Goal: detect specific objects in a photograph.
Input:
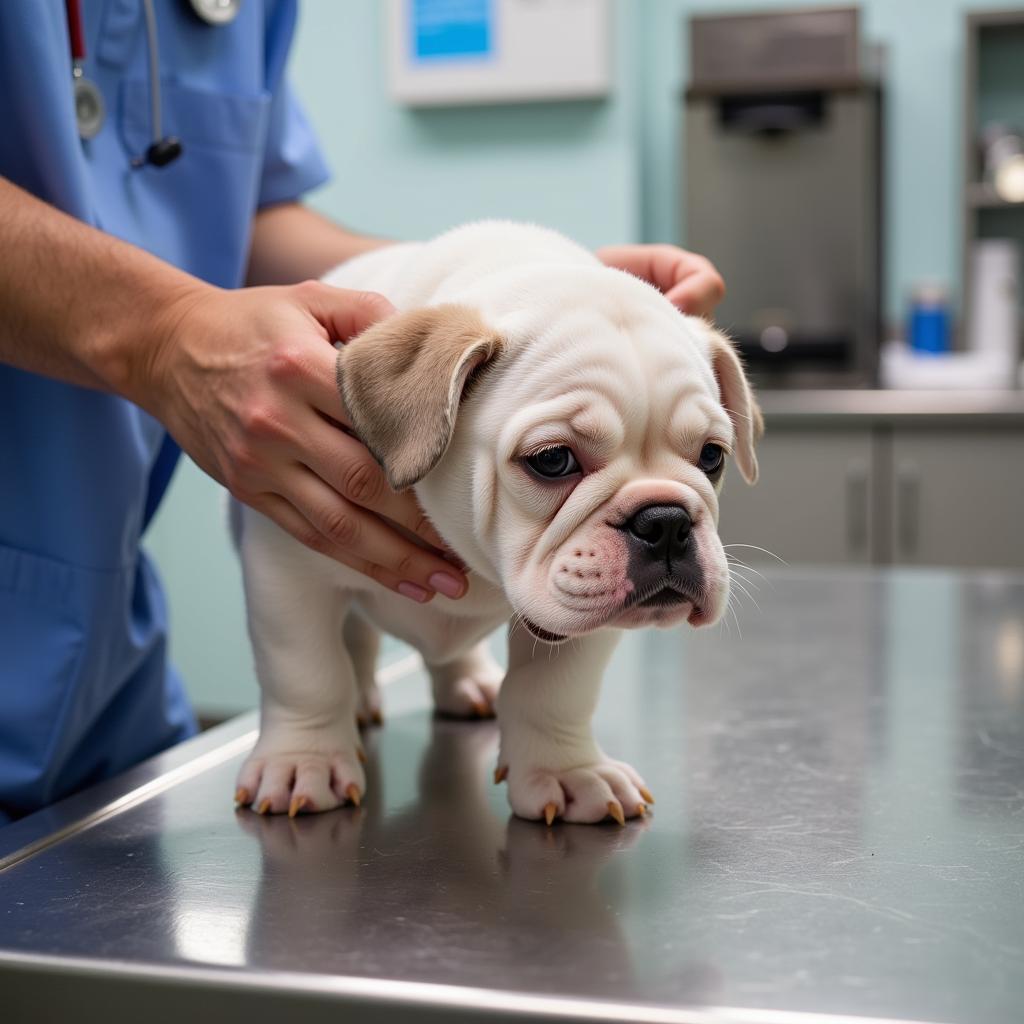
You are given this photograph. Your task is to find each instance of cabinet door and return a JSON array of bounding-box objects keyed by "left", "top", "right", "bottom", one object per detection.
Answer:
[
  {"left": 890, "top": 429, "right": 1024, "bottom": 569},
  {"left": 717, "top": 428, "right": 877, "bottom": 565}
]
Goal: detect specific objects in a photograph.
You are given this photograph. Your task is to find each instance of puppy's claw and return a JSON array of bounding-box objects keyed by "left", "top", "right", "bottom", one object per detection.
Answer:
[
  {"left": 607, "top": 801, "right": 626, "bottom": 826},
  {"left": 494, "top": 765, "right": 508, "bottom": 785},
  {"left": 543, "top": 802, "right": 558, "bottom": 827},
  {"left": 471, "top": 700, "right": 491, "bottom": 719},
  {"left": 256, "top": 798, "right": 272, "bottom": 816},
  {"left": 288, "top": 795, "right": 310, "bottom": 819},
  {"left": 639, "top": 786, "right": 656, "bottom": 805},
  {"left": 357, "top": 748, "right": 367, "bottom": 764},
  {"left": 371, "top": 709, "right": 384, "bottom": 726},
  {"left": 345, "top": 783, "right": 362, "bottom": 807},
  {"left": 636, "top": 803, "right": 647, "bottom": 818},
  {"left": 234, "top": 787, "right": 250, "bottom": 807}
]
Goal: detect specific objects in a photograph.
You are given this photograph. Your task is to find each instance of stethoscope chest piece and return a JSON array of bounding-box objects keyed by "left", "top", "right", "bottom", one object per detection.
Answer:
[
  {"left": 65, "top": 0, "right": 105, "bottom": 139},
  {"left": 189, "top": 0, "right": 241, "bottom": 25},
  {"left": 65, "top": 0, "right": 239, "bottom": 161},
  {"left": 73, "top": 71, "right": 105, "bottom": 140}
]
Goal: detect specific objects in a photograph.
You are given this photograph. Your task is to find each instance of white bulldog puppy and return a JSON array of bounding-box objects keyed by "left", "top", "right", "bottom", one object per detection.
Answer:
[{"left": 233, "top": 221, "right": 761, "bottom": 826}]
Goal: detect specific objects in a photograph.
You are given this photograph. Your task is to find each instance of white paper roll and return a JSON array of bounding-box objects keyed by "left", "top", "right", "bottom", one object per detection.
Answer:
[{"left": 968, "top": 239, "right": 1020, "bottom": 379}]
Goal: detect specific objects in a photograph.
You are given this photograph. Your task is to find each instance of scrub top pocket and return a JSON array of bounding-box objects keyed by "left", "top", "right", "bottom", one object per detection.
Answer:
[
  {"left": 0, "top": 542, "right": 193, "bottom": 825},
  {"left": 0, "top": 543, "right": 88, "bottom": 821}
]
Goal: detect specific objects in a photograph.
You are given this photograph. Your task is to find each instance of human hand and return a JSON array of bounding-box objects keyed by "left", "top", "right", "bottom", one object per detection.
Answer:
[
  {"left": 596, "top": 244, "right": 725, "bottom": 317},
  {"left": 141, "top": 280, "right": 467, "bottom": 602}
]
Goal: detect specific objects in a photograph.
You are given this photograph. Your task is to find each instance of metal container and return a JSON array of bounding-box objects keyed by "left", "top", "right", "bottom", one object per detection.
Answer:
[{"left": 684, "top": 7, "right": 883, "bottom": 387}]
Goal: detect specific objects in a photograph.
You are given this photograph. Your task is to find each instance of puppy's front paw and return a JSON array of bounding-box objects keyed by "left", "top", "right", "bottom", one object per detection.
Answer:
[
  {"left": 502, "top": 757, "right": 653, "bottom": 826},
  {"left": 235, "top": 734, "right": 365, "bottom": 817}
]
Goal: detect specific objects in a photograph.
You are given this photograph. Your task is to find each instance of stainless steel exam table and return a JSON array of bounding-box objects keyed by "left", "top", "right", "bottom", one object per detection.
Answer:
[{"left": 1, "top": 569, "right": 1022, "bottom": 1024}]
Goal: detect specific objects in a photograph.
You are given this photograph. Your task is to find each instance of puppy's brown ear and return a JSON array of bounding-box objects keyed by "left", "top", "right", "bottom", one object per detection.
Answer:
[
  {"left": 337, "top": 304, "right": 504, "bottom": 490},
  {"left": 707, "top": 327, "right": 763, "bottom": 485}
]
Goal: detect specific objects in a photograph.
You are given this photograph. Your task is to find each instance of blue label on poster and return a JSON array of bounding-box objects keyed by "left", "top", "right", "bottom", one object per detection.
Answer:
[{"left": 411, "top": 0, "right": 493, "bottom": 61}]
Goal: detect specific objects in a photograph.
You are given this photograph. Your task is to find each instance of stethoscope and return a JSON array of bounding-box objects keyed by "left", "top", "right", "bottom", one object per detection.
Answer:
[{"left": 66, "top": 0, "right": 241, "bottom": 167}]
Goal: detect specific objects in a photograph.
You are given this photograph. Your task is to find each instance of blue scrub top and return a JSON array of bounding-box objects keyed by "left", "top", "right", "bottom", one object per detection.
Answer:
[{"left": 0, "top": 0, "right": 330, "bottom": 824}]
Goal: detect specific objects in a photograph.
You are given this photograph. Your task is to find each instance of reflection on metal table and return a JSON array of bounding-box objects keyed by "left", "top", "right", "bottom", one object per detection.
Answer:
[{"left": 2, "top": 569, "right": 1023, "bottom": 1024}]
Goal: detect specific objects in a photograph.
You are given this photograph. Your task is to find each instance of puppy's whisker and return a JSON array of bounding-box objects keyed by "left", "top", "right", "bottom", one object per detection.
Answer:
[
  {"left": 726, "top": 559, "right": 768, "bottom": 586},
  {"left": 726, "top": 562, "right": 760, "bottom": 586},
  {"left": 725, "top": 597, "right": 743, "bottom": 640},
  {"left": 728, "top": 577, "right": 760, "bottom": 612},
  {"left": 725, "top": 550, "right": 767, "bottom": 577},
  {"left": 724, "top": 550, "right": 763, "bottom": 572},
  {"left": 723, "top": 543, "right": 787, "bottom": 565},
  {"left": 729, "top": 573, "right": 759, "bottom": 596},
  {"left": 726, "top": 564, "right": 750, "bottom": 585},
  {"left": 728, "top": 571, "right": 761, "bottom": 602},
  {"left": 717, "top": 607, "right": 733, "bottom": 637}
]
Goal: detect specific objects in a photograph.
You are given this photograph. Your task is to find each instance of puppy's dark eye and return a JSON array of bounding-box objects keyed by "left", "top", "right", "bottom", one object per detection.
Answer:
[
  {"left": 699, "top": 443, "right": 725, "bottom": 474},
  {"left": 525, "top": 446, "right": 581, "bottom": 480}
]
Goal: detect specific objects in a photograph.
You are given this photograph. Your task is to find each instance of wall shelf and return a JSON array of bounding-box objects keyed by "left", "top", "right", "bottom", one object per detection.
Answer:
[
  {"left": 961, "top": 9, "right": 1024, "bottom": 351},
  {"left": 965, "top": 181, "right": 1024, "bottom": 209}
]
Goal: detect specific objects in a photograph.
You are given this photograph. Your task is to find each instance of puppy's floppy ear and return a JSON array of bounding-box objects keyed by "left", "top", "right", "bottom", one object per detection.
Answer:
[
  {"left": 337, "top": 304, "right": 504, "bottom": 490},
  {"left": 707, "top": 327, "right": 763, "bottom": 485}
]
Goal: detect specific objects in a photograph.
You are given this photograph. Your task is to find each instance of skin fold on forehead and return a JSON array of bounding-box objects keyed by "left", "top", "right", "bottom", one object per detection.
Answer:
[{"left": 493, "top": 306, "right": 730, "bottom": 447}]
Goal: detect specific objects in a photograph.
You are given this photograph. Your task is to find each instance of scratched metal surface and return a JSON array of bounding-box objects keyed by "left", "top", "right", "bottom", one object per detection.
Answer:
[{"left": 1, "top": 570, "right": 1023, "bottom": 1024}]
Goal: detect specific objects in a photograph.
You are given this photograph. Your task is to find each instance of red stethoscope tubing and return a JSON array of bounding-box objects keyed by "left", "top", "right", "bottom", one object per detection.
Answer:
[{"left": 65, "top": 0, "right": 87, "bottom": 62}]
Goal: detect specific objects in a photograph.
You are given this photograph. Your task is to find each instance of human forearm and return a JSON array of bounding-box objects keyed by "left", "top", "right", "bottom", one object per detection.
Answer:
[
  {"left": 246, "top": 202, "right": 390, "bottom": 287},
  {"left": 0, "top": 177, "right": 464, "bottom": 598},
  {"left": 0, "top": 176, "right": 210, "bottom": 397}
]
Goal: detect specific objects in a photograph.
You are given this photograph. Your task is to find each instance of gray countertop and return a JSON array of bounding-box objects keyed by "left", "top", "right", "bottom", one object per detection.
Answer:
[
  {"left": 2, "top": 569, "right": 1023, "bottom": 1024},
  {"left": 758, "top": 389, "right": 1024, "bottom": 425}
]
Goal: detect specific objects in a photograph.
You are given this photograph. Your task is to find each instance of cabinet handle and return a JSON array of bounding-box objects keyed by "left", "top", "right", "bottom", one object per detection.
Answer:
[
  {"left": 846, "top": 458, "right": 869, "bottom": 554},
  {"left": 897, "top": 462, "right": 920, "bottom": 557}
]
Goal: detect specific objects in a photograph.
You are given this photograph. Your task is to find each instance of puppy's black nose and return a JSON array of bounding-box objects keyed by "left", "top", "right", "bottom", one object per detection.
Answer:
[{"left": 624, "top": 504, "right": 692, "bottom": 562}]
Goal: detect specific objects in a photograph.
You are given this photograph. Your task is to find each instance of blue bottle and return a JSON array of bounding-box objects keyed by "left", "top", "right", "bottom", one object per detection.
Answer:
[{"left": 908, "top": 283, "right": 951, "bottom": 355}]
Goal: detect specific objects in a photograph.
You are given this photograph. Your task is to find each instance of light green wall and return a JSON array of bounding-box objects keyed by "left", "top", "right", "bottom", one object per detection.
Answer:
[
  {"left": 149, "top": 0, "right": 1022, "bottom": 715},
  {"left": 294, "top": 0, "right": 641, "bottom": 245},
  {"left": 148, "top": 463, "right": 249, "bottom": 717}
]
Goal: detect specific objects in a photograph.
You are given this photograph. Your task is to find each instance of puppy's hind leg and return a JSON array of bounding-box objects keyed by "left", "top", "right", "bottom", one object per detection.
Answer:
[
  {"left": 344, "top": 611, "right": 383, "bottom": 728},
  {"left": 428, "top": 640, "right": 504, "bottom": 719}
]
